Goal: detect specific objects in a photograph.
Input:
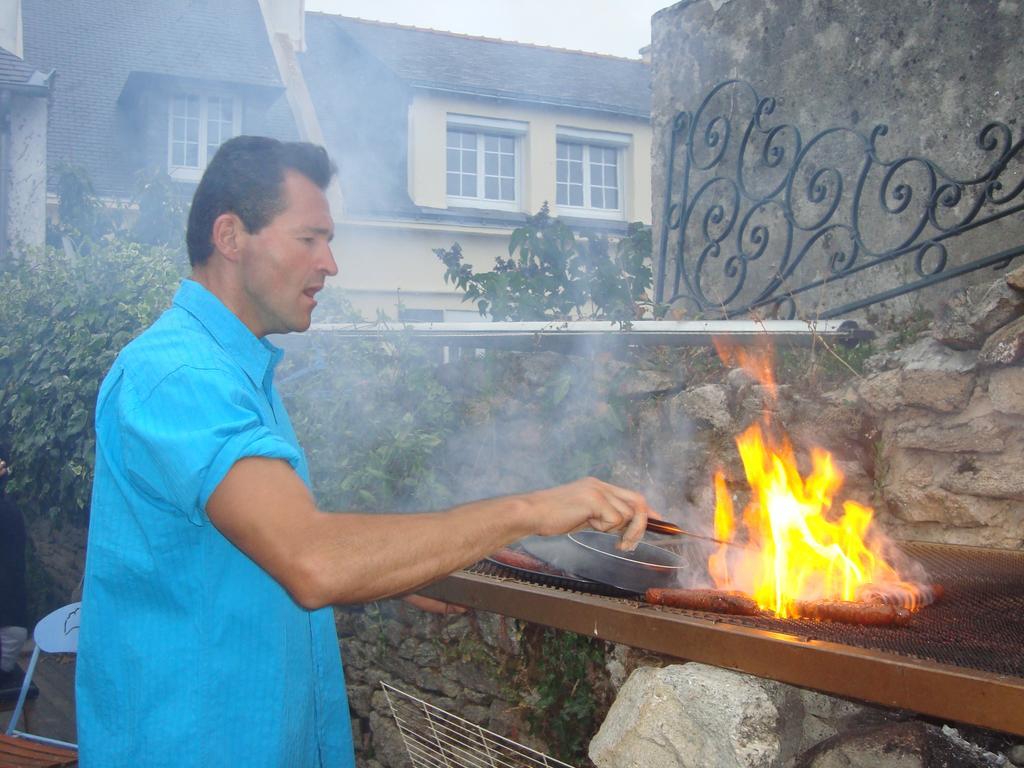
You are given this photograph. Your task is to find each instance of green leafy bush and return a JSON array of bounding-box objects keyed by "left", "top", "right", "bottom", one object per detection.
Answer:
[
  {"left": 524, "top": 627, "right": 611, "bottom": 764},
  {"left": 0, "top": 243, "right": 183, "bottom": 524},
  {"left": 436, "top": 204, "right": 654, "bottom": 321},
  {"left": 46, "top": 163, "right": 190, "bottom": 253},
  {"left": 280, "top": 326, "right": 455, "bottom": 513}
]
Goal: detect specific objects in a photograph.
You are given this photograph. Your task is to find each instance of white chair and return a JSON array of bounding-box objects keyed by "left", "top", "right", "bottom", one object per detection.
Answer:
[{"left": 0, "top": 602, "right": 79, "bottom": 766}]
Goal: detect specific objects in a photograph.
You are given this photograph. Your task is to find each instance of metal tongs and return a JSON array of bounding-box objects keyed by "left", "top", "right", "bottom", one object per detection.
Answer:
[{"left": 645, "top": 518, "right": 744, "bottom": 548}]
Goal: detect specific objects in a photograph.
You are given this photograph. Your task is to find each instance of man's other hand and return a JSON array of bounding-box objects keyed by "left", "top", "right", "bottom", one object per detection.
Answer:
[{"left": 401, "top": 594, "right": 468, "bottom": 615}]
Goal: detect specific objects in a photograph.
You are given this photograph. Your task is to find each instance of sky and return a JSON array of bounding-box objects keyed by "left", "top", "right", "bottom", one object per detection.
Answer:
[{"left": 303, "top": 0, "right": 674, "bottom": 59}]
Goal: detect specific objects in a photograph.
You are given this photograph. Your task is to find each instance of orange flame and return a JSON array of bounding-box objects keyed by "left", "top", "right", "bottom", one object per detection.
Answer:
[{"left": 709, "top": 339, "right": 912, "bottom": 617}]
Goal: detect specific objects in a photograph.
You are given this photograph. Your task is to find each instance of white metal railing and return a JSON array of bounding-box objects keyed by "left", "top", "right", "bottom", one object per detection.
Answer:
[
  {"left": 381, "top": 681, "right": 574, "bottom": 768},
  {"left": 308, "top": 318, "right": 871, "bottom": 351}
]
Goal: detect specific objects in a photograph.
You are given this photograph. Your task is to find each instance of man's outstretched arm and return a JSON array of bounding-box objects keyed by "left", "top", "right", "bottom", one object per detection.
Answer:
[{"left": 206, "top": 456, "right": 653, "bottom": 610}]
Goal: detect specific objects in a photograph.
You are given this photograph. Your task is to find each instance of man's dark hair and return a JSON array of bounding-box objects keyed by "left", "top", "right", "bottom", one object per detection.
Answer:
[{"left": 186, "top": 136, "right": 337, "bottom": 267}]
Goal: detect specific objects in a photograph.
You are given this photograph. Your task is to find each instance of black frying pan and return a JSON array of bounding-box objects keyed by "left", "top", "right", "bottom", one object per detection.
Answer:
[{"left": 518, "top": 531, "right": 710, "bottom": 593}]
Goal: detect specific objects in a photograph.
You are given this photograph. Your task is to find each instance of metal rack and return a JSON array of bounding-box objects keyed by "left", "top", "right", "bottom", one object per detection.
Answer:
[
  {"left": 382, "top": 682, "right": 572, "bottom": 768},
  {"left": 424, "top": 541, "right": 1024, "bottom": 738}
]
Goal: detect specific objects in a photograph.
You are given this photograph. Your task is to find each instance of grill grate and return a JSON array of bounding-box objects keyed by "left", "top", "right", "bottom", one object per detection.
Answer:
[
  {"left": 381, "top": 681, "right": 572, "bottom": 768},
  {"left": 473, "top": 541, "right": 1024, "bottom": 678}
]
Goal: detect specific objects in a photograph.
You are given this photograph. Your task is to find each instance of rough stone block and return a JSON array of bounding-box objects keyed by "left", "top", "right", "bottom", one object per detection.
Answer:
[
  {"left": 857, "top": 359, "right": 975, "bottom": 413},
  {"left": 397, "top": 637, "right": 418, "bottom": 660},
  {"left": 799, "top": 721, "right": 1007, "bottom": 768},
  {"left": 898, "top": 369, "right": 976, "bottom": 412},
  {"left": 725, "top": 366, "right": 759, "bottom": 392},
  {"left": 932, "top": 294, "right": 986, "bottom": 350},
  {"left": 881, "top": 452, "right": 1024, "bottom": 539},
  {"left": 939, "top": 449, "right": 1024, "bottom": 501},
  {"left": 459, "top": 703, "right": 490, "bottom": 726},
  {"left": 486, "top": 699, "right": 550, "bottom": 753},
  {"left": 1008, "top": 742, "right": 1024, "bottom": 766},
  {"left": 346, "top": 683, "right": 373, "bottom": 718},
  {"left": 988, "top": 367, "right": 1024, "bottom": 415},
  {"left": 453, "top": 659, "right": 503, "bottom": 698},
  {"left": 932, "top": 280, "right": 1024, "bottom": 350},
  {"left": 411, "top": 640, "right": 441, "bottom": 668},
  {"left": 970, "top": 280, "right": 1024, "bottom": 337},
  {"left": 891, "top": 416, "right": 1006, "bottom": 453},
  {"left": 519, "top": 351, "right": 573, "bottom": 389},
  {"left": 799, "top": 722, "right": 931, "bottom": 768},
  {"left": 788, "top": 401, "right": 872, "bottom": 465},
  {"left": 1006, "top": 265, "right": 1024, "bottom": 292},
  {"left": 737, "top": 384, "right": 791, "bottom": 424},
  {"left": 898, "top": 338, "right": 978, "bottom": 374},
  {"left": 474, "top": 612, "right": 522, "bottom": 655},
  {"left": 670, "top": 383, "right": 731, "bottom": 430},
  {"left": 616, "top": 367, "right": 680, "bottom": 397},
  {"left": 367, "top": 708, "right": 409, "bottom": 768},
  {"left": 979, "top": 316, "right": 1024, "bottom": 366},
  {"left": 796, "top": 690, "right": 878, "bottom": 753},
  {"left": 589, "top": 664, "right": 803, "bottom": 768},
  {"left": 633, "top": 397, "right": 671, "bottom": 440},
  {"left": 857, "top": 369, "right": 905, "bottom": 412}
]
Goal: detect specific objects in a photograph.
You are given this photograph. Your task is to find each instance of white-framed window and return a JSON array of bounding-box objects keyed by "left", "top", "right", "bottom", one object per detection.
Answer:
[
  {"left": 555, "top": 127, "right": 630, "bottom": 219},
  {"left": 168, "top": 93, "right": 241, "bottom": 181},
  {"left": 446, "top": 115, "right": 526, "bottom": 211}
]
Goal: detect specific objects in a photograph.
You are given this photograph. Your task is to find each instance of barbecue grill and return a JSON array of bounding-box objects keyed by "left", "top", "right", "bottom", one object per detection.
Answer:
[{"left": 422, "top": 540, "right": 1024, "bottom": 737}]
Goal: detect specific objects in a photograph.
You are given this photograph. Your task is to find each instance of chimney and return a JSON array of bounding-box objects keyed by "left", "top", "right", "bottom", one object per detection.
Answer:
[
  {"left": 257, "top": 0, "right": 305, "bottom": 52},
  {"left": 257, "top": 0, "right": 344, "bottom": 214},
  {"left": 0, "top": 0, "right": 23, "bottom": 58}
]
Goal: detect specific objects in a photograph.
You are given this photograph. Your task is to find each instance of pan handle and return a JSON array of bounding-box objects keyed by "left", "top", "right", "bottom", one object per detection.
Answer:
[
  {"left": 646, "top": 519, "right": 687, "bottom": 536},
  {"left": 646, "top": 519, "right": 739, "bottom": 548}
]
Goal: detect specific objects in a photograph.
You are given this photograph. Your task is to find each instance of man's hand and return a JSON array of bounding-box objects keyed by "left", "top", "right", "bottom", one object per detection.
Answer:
[{"left": 524, "top": 477, "right": 656, "bottom": 551}]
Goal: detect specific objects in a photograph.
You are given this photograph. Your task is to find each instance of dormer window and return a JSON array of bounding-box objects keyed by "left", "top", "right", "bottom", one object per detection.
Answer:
[
  {"left": 555, "top": 127, "right": 630, "bottom": 219},
  {"left": 446, "top": 115, "right": 526, "bottom": 211},
  {"left": 168, "top": 93, "right": 241, "bottom": 181}
]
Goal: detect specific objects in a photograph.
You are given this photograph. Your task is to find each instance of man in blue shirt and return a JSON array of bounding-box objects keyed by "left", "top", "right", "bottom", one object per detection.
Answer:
[{"left": 77, "top": 136, "right": 653, "bottom": 767}]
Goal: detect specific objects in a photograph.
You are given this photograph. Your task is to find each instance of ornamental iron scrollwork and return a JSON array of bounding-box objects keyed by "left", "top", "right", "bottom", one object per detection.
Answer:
[{"left": 655, "top": 79, "right": 1024, "bottom": 319}]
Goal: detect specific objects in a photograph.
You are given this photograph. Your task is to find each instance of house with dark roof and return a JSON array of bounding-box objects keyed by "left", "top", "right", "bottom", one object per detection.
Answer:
[
  {"left": 22, "top": 0, "right": 297, "bottom": 206},
  {"left": 0, "top": 41, "right": 50, "bottom": 262},
  {"left": 300, "top": 14, "right": 652, "bottom": 319},
  {"left": 19, "top": 1, "right": 651, "bottom": 318}
]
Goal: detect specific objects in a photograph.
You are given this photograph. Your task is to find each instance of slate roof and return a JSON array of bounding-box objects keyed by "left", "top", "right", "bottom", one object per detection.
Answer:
[
  {"left": 307, "top": 14, "right": 651, "bottom": 119},
  {"left": 22, "top": 0, "right": 295, "bottom": 197},
  {"left": 300, "top": 13, "right": 650, "bottom": 221},
  {"left": 0, "top": 46, "right": 48, "bottom": 90},
  {"left": 300, "top": 13, "right": 416, "bottom": 217}
]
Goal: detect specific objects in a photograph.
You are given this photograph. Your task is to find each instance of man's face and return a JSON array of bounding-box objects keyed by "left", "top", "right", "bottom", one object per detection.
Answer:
[{"left": 236, "top": 170, "right": 337, "bottom": 337}]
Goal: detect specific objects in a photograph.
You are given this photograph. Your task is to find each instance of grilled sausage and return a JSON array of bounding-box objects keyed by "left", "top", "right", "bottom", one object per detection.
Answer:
[
  {"left": 793, "top": 599, "right": 912, "bottom": 626},
  {"left": 854, "top": 582, "right": 945, "bottom": 610},
  {"left": 490, "top": 547, "right": 566, "bottom": 576},
  {"left": 645, "top": 588, "right": 761, "bottom": 616}
]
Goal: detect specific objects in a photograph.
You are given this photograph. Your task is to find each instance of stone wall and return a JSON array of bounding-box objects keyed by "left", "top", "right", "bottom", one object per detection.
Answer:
[
  {"left": 853, "top": 273, "right": 1024, "bottom": 547},
  {"left": 650, "top": 0, "right": 1024, "bottom": 319},
  {"left": 336, "top": 602, "right": 540, "bottom": 767},
  {"left": 589, "top": 663, "right": 1019, "bottom": 768},
  {"left": 335, "top": 263, "right": 1024, "bottom": 765},
  {"left": 335, "top": 598, "right": 656, "bottom": 767}
]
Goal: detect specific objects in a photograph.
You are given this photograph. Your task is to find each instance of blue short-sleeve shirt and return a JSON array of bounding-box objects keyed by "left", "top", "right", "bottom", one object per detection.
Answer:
[{"left": 76, "top": 279, "right": 354, "bottom": 767}]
